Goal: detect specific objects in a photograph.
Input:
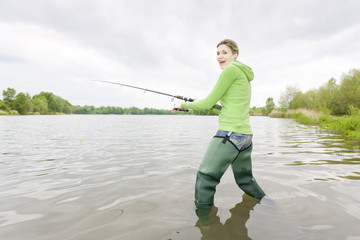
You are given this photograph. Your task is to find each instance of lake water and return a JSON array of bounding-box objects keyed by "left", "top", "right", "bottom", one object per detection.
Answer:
[{"left": 0, "top": 115, "right": 359, "bottom": 240}]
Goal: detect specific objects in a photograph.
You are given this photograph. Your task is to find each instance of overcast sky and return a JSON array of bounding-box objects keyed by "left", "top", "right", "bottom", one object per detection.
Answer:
[{"left": 1, "top": 0, "right": 359, "bottom": 109}]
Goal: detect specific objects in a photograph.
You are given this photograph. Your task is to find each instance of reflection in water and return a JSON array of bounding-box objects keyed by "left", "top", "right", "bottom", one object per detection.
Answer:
[
  {"left": 284, "top": 134, "right": 360, "bottom": 180},
  {"left": 266, "top": 118, "right": 360, "bottom": 183},
  {"left": 289, "top": 158, "right": 360, "bottom": 166},
  {"left": 195, "top": 194, "right": 259, "bottom": 240}
]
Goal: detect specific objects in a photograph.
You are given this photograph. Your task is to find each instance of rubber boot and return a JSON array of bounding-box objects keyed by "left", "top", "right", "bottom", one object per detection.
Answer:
[
  {"left": 195, "top": 137, "right": 265, "bottom": 209},
  {"left": 195, "top": 137, "right": 237, "bottom": 209},
  {"left": 231, "top": 144, "right": 265, "bottom": 199}
]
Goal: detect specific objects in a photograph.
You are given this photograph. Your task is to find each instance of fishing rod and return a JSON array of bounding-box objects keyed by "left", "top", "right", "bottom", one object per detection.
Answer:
[{"left": 90, "top": 80, "right": 222, "bottom": 111}]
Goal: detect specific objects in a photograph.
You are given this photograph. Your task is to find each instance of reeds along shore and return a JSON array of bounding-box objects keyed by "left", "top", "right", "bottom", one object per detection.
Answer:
[{"left": 269, "top": 108, "right": 360, "bottom": 139}]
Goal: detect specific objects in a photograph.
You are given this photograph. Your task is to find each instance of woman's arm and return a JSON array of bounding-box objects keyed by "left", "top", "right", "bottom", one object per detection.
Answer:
[{"left": 181, "top": 64, "right": 237, "bottom": 110}]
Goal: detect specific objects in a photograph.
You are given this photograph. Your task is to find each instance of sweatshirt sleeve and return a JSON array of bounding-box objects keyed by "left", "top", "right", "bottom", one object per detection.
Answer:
[
  {"left": 210, "top": 107, "right": 221, "bottom": 115},
  {"left": 181, "top": 64, "right": 237, "bottom": 110}
]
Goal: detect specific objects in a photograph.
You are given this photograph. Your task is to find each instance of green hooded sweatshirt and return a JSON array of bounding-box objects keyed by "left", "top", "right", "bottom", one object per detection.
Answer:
[{"left": 181, "top": 60, "right": 254, "bottom": 134}]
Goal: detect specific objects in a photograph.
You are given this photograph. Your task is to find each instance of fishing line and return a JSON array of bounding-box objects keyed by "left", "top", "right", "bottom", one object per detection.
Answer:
[{"left": 89, "top": 80, "right": 222, "bottom": 111}]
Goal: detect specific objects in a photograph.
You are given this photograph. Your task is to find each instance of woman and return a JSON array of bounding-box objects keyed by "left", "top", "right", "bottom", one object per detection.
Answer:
[{"left": 173, "top": 39, "right": 265, "bottom": 210}]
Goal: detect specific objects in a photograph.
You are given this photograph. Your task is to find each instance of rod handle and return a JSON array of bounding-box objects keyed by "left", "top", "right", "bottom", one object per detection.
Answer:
[{"left": 213, "top": 104, "right": 222, "bottom": 110}]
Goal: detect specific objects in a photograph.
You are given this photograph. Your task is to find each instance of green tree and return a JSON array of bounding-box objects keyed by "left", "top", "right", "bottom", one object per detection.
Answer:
[
  {"left": 13, "top": 92, "right": 33, "bottom": 114},
  {"left": 0, "top": 99, "right": 9, "bottom": 111},
  {"left": 289, "top": 90, "right": 317, "bottom": 109},
  {"left": 127, "top": 107, "right": 141, "bottom": 114},
  {"left": 33, "top": 92, "right": 73, "bottom": 113},
  {"left": 2, "top": 88, "right": 16, "bottom": 109},
  {"left": 76, "top": 105, "right": 94, "bottom": 114},
  {"left": 264, "top": 97, "right": 275, "bottom": 115},
  {"left": 48, "top": 94, "right": 62, "bottom": 112},
  {"left": 338, "top": 69, "right": 360, "bottom": 114},
  {"left": 249, "top": 106, "right": 264, "bottom": 115},
  {"left": 315, "top": 78, "right": 340, "bottom": 114},
  {"left": 32, "top": 96, "right": 49, "bottom": 114},
  {"left": 280, "top": 68, "right": 360, "bottom": 116},
  {"left": 279, "top": 84, "right": 300, "bottom": 109}
]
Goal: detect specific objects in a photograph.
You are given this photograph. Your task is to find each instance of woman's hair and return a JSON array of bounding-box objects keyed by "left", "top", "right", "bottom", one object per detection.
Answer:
[{"left": 217, "top": 39, "right": 239, "bottom": 58}]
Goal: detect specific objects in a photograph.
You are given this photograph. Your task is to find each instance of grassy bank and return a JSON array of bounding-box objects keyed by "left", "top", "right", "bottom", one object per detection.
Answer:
[{"left": 269, "top": 108, "right": 360, "bottom": 139}]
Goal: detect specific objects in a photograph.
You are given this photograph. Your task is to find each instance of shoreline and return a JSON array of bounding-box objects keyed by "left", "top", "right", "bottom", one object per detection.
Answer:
[{"left": 269, "top": 108, "right": 360, "bottom": 140}]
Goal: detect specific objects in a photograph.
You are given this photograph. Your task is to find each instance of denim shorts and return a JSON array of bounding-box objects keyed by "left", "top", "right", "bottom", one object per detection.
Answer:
[{"left": 214, "top": 130, "right": 253, "bottom": 151}]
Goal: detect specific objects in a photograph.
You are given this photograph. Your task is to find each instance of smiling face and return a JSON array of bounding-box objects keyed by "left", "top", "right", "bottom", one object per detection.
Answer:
[{"left": 217, "top": 44, "right": 238, "bottom": 69}]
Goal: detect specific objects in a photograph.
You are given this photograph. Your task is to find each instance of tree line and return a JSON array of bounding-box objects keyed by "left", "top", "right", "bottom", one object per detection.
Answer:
[
  {"left": 279, "top": 68, "right": 360, "bottom": 115},
  {"left": 0, "top": 88, "right": 217, "bottom": 115},
  {"left": 6, "top": 66, "right": 357, "bottom": 117},
  {"left": 1, "top": 89, "right": 73, "bottom": 115}
]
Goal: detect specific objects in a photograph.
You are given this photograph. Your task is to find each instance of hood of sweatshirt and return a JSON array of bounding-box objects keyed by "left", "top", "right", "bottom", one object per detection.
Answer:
[{"left": 231, "top": 61, "right": 254, "bottom": 82}]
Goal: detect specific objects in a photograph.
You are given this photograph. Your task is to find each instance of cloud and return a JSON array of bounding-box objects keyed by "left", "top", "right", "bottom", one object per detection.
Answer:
[{"left": 0, "top": 0, "right": 359, "bottom": 108}]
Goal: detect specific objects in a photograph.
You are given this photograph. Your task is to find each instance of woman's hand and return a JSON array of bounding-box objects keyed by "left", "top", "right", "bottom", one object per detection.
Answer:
[{"left": 172, "top": 103, "right": 183, "bottom": 112}]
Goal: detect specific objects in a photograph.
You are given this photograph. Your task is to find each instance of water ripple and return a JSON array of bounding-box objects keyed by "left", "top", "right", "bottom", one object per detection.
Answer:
[{"left": 0, "top": 115, "right": 359, "bottom": 240}]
